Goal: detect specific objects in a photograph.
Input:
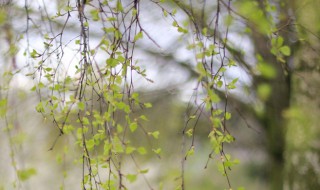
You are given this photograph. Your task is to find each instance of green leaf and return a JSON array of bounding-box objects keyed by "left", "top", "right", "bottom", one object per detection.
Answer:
[
  {"left": 208, "top": 91, "right": 220, "bottom": 103},
  {"left": 126, "top": 174, "right": 137, "bottom": 183},
  {"left": 129, "top": 122, "right": 138, "bottom": 132},
  {"left": 36, "top": 102, "right": 44, "bottom": 113},
  {"left": 116, "top": 0, "right": 124, "bottom": 12},
  {"left": 172, "top": 9, "right": 177, "bottom": 15},
  {"left": 163, "top": 9, "right": 168, "bottom": 17},
  {"left": 139, "top": 115, "right": 148, "bottom": 121},
  {"left": 86, "top": 139, "right": 95, "bottom": 150},
  {"left": 257, "top": 83, "right": 271, "bottom": 101},
  {"left": 257, "top": 63, "right": 276, "bottom": 79},
  {"left": 137, "top": 147, "right": 147, "bottom": 155},
  {"left": 189, "top": 115, "right": 196, "bottom": 119},
  {"left": 225, "top": 112, "right": 231, "bottom": 120},
  {"left": 90, "top": 9, "right": 100, "bottom": 21},
  {"left": 30, "top": 49, "right": 39, "bottom": 58},
  {"left": 196, "top": 62, "right": 206, "bottom": 76},
  {"left": 117, "top": 124, "right": 123, "bottom": 133},
  {"left": 38, "top": 82, "right": 45, "bottom": 89},
  {"left": 126, "top": 146, "right": 136, "bottom": 154},
  {"left": 144, "top": 102, "right": 152, "bottom": 108},
  {"left": 63, "top": 125, "right": 75, "bottom": 134},
  {"left": 228, "top": 78, "right": 239, "bottom": 89},
  {"left": 106, "top": 58, "right": 119, "bottom": 68},
  {"left": 186, "top": 146, "right": 195, "bottom": 157},
  {"left": 149, "top": 131, "right": 160, "bottom": 139},
  {"left": 138, "top": 169, "right": 149, "bottom": 174},
  {"left": 172, "top": 21, "right": 178, "bottom": 27},
  {"left": 103, "top": 27, "right": 116, "bottom": 33},
  {"left": 78, "top": 102, "right": 85, "bottom": 111},
  {"left": 202, "top": 28, "right": 207, "bottom": 35},
  {"left": 0, "top": 99, "right": 7, "bottom": 117},
  {"left": 177, "top": 26, "right": 188, "bottom": 34},
  {"left": 134, "top": 32, "right": 143, "bottom": 42},
  {"left": 272, "top": 36, "right": 284, "bottom": 48},
  {"left": 152, "top": 148, "right": 161, "bottom": 155},
  {"left": 17, "top": 168, "right": 37, "bottom": 181},
  {"left": 186, "top": 129, "right": 193, "bottom": 137},
  {"left": 217, "top": 80, "right": 223, "bottom": 88},
  {"left": 279, "top": 46, "right": 291, "bottom": 56},
  {"left": 113, "top": 137, "right": 124, "bottom": 153},
  {"left": 82, "top": 117, "right": 90, "bottom": 125},
  {"left": 103, "top": 141, "right": 112, "bottom": 156}
]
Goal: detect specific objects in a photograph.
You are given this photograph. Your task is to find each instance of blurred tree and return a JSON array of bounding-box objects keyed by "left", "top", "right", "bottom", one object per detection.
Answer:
[
  {"left": 144, "top": 0, "right": 320, "bottom": 189},
  {"left": 284, "top": 0, "right": 320, "bottom": 189}
]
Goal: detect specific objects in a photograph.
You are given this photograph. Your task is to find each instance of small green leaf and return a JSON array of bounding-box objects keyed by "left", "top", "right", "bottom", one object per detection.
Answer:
[
  {"left": 172, "top": 9, "right": 177, "bottom": 15},
  {"left": 134, "top": 32, "right": 143, "bottom": 42},
  {"left": 163, "top": 9, "right": 168, "bottom": 17},
  {"left": 144, "top": 102, "right": 152, "bottom": 108},
  {"left": 78, "top": 102, "right": 85, "bottom": 111},
  {"left": 126, "top": 146, "right": 136, "bottom": 154},
  {"left": 177, "top": 26, "right": 188, "bottom": 34},
  {"left": 208, "top": 91, "right": 220, "bottom": 103},
  {"left": 228, "top": 78, "right": 239, "bottom": 89},
  {"left": 90, "top": 9, "right": 100, "bottom": 21},
  {"left": 186, "top": 129, "right": 193, "bottom": 137},
  {"left": 38, "top": 82, "right": 45, "bottom": 89},
  {"left": 257, "top": 83, "right": 271, "bottom": 101},
  {"left": 103, "top": 27, "right": 116, "bottom": 33},
  {"left": 272, "top": 36, "right": 284, "bottom": 48},
  {"left": 139, "top": 115, "right": 148, "bottom": 121},
  {"left": 186, "top": 146, "right": 195, "bottom": 157},
  {"left": 113, "top": 137, "right": 124, "bottom": 153},
  {"left": 116, "top": 0, "right": 124, "bottom": 12},
  {"left": 129, "top": 122, "right": 138, "bottom": 132},
  {"left": 137, "top": 147, "right": 147, "bottom": 155},
  {"left": 126, "top": 174, "right": 137, "bottom": 183},
  {"left": 172, "top": 21, "right": 178, "bottom": 27},
  {"left": 189, "top": 115, "right": 196, "bottom": 119},
  {"left": 279, "top": 46, "right": 291, "bottom": 56},
  {"left": 63, "top": 125, "right": 75, "bottom": 134},
  {"left": 202, "top": 28, "right": 207, "bottom": 35},
  {"left": 82, "top": 117, "right": 90, "bottom": 125},
  {"left": 149, "top": 131, "right": 160, "bottom": 139},
  {"left": 86, "top": 139, "right": 95, "bottom": 150},
  {"left": 257, "top": 63, "right": 276, "bottom": 79},
  {"left": 17, "top": 168, "right": 37, "bottom": 181},
  {"left": 152, "top": 148, "right": 161, "bottom": 155},
  {"left": 106, "top": 58, "right": 119, "bottom": 68},
  {"left": 30, "top": 49, "right": 39, "bottom": 58},
  {"left": 225, "top": 112, "right": 231, "bottom": 120},
  {"left": 36, "top": 102, "right": 44, "bottom": 113},
  {"left": 139, "top": 169, "right": 149, "bottom": 174}
]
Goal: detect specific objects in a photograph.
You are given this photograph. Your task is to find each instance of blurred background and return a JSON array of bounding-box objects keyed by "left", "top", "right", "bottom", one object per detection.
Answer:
[{"left": 0, "top": 0, "right": 320, "bottom": 189}]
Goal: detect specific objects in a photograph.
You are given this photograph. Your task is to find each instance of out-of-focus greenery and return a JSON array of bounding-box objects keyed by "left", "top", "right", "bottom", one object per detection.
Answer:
[{"left": 1, "top": 0, "right": 320, "bottom": 190}]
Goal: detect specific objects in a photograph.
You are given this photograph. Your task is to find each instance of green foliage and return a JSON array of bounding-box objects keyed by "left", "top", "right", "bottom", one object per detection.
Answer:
[
  {"left": 0, "top": 98, "right": 7, "bottom": 118},
  {"left": 17, "top": 168, "right": 37, "bottom": 181},
  {"left": 236, "top": 1, "right": 272, "bottom": 34},
  {"left": 271, "top": 36, "right": 291, "bottom": 61},
  {"left": 4, "top": 0, "right": 319, "bottom": 189}
]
